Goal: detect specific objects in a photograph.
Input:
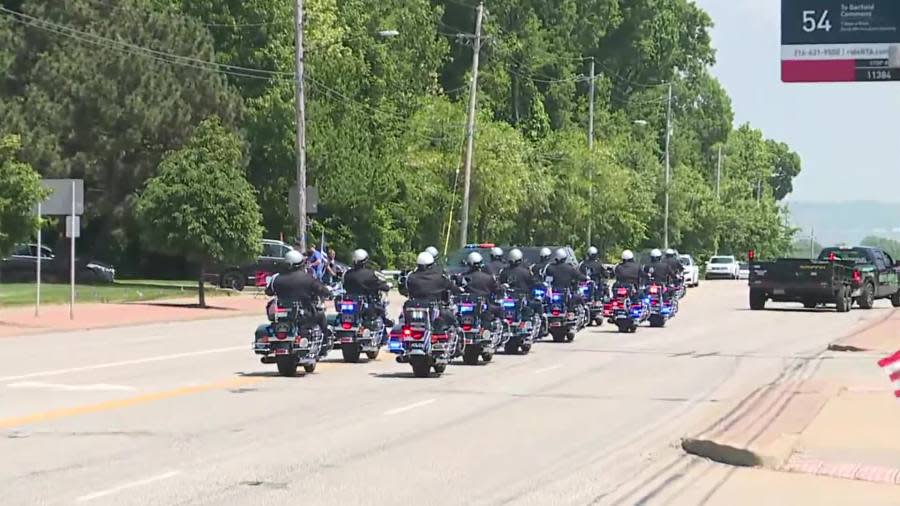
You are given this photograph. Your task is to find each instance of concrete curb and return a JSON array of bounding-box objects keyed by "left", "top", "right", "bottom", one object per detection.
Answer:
[{"left": 782, "top": 455, "right": 900, "bottom": 485}]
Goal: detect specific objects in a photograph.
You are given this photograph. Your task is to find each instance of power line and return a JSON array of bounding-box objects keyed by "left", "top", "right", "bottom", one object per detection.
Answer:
[
  {"left": 0, "top": 7, "right": 293, "bottom": 78},
  {"left": 1, "top": 8, "right": 290, "bottom": 82}
]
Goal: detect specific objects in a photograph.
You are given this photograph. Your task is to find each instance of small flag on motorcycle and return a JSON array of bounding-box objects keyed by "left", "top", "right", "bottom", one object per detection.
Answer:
[{"left": 748, "top": 250, "right": 755, "bottom": 262}]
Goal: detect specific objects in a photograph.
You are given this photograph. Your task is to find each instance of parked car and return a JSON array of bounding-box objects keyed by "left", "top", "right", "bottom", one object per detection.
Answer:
[
  {"left": 705, "top": 255, "right": 741, "bottom": 280},
  {"left": 0, "top": 244, "right": 116, "bottom": 284},
  {"left": 679, "top": 254, "right": 700, "bottom": 287},
  {"left": 208, "top": 239, "right": 296, "bottom": 291},
  {"left": 738, "top": 262, "right": 750, "bottom": 280}
]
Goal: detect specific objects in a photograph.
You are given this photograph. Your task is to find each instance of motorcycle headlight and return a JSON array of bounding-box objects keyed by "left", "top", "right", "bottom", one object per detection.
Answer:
[{"left": 297, "top": 337, "right": 310, "bottom": 348}]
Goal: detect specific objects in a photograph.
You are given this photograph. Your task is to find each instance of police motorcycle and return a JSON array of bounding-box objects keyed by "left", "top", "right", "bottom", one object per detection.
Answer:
[
  {"left": 332, "top": 288, "right": 391, "bottom": 363},
  {"left": 609, "top": 282, "right": 650, "bottom": 334},
  {"left": 389, "top": 299, "right": 460, "bottom": 377},
  {"left": 254, "top": 296, "right": 332, "bottom": 377},
  {"left": 545, "top": 286, "right": 588, "bottom": 343},
  {"left": 645, "top": 279, "right": 674, "bottom": 328},
  {"left": 498, "top": 286, "right": 539, "bottom": 355},
  {"left": 578, "top": 277, "right": 608, "bottom": 327},
  {"left": 456, "top": 292, "right": 504, "bottom": 365}
]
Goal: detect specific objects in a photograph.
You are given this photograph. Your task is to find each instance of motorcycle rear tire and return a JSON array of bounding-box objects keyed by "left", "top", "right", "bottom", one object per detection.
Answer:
[
  {"left": 504, "top": 341, "right": 521, "bottom": 355},
  {"left": 649, "top": 315, "right": 666, "bottom": 328},
  {"left": 411, "top": 357, "right": 430, "bottom": 378},
  {"left": 550, "top": 329, "right": 566, "bottom": 343},
  {"left": 463, "top": 347, "right": 480, "bottom": 365},
  {"left": 342, "top": 343, "right": 361, "bottom": 363},
  {"left": 616, "top": 322, "right": 631, "bottom": 334},
  {"left": 276, "top": 356, "right": 299, "bottom": 377}
]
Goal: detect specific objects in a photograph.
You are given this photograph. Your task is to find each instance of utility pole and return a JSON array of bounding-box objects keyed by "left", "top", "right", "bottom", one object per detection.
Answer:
[
  {"left": 716, "top": 145, "right": 722, "bottom": 201},
  {"left": 293, "top": 0, "right": 308, "bottom": 251},
  {"left": 757, "top": 177, "right": 762, "bottom": 205},
  {"left": 459, "top": 2, "right": 484, "bottom": 248},
  {"left": 810, "top": 226, "right": 815, "bottom": 258},
  {"left": 664, "top": 82, "right": 673, "bottom": 249},
  {"left": 586, "top": 57, "right": 596, "bottom": 249}
]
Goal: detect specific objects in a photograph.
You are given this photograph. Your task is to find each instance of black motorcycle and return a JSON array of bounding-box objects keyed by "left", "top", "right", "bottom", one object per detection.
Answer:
[
  {"left": 333, "top": 294, "right": 387, "bottom": 363},
  {"left": 254, "top": 299, "right": 327, "bottom": 377},
  {"left": 391, "top": 300, "right": 460, "bottom": 378},
  {"left": 456, "top": 294, "right": 503, "bottom": 365}
]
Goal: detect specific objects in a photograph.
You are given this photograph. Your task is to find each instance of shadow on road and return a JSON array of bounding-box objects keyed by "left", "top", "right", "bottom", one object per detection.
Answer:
[{"left": 369, "top": 371, "right": 450, "bottom": 379}]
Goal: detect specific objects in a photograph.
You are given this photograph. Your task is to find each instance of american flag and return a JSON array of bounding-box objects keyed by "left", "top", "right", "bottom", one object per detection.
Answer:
[{"left": 877, "top": 350, "right": 900, "bottom": 398}]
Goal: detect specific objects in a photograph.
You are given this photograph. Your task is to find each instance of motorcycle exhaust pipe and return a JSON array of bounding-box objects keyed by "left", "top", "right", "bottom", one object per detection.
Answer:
[{"left": 260, "top": 356, "right": 277, "bottom": 364}]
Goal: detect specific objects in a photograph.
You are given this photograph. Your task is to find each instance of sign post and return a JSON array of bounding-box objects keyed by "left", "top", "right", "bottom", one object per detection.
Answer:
[
  {"left": 782, "top": 0, "right": 900, "bottom": 83},
  {"left": 35, "top": 203, "right": 41, "bottom": 317},
  {"left": 34, "top": 179, "right": 84, "bottom": 319}
]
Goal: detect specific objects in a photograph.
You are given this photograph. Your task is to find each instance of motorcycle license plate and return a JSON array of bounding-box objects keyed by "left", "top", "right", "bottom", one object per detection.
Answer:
[
  {"left": 550, "top": 322, "right": 562, "bottom": 328},
  {"left": 341, "top": 337, "right": 353, "bottom": 344},
  {"left": 275, "top": 348, "right": 289, "bottom": 355},
  {"left": 410, "top": 342, "right": 424, "bottom": 350}
]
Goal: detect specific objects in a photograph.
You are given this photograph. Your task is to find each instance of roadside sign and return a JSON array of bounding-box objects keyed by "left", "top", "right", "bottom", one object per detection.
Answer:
[
  {"left": 38, "top": 179, "right": 84, "bottom": 215},
  {"left": 288, "top": 186, "right": 319, "bottom": 216},
  {"left": 782, "top": 0, "right": 900, "bottom": 82},
  {"left": 65, "top": 216, "right": 81, "bottom": 238}
]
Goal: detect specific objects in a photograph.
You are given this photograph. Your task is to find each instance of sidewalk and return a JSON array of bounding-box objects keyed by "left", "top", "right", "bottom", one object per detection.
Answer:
[
  {"left": 0, "top": 294, "right": 263, "bottom": 338},
  {"left": 682, "top": 308, "right": 900, "bottom": 492}
]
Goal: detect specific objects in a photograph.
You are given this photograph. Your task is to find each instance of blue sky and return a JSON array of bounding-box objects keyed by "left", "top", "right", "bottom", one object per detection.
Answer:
[{"left": 695, "top": 0, "right": 900, "bottom": 203}]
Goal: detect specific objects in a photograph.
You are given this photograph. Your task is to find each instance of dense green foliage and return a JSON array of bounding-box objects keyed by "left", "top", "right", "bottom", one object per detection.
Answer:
[
  {"left": 0, "top": 135, "right": 45, "bottom": 256},
  {"left": 861, "top": 236, "right": 900, "bottom": 260},
  {"left": 0, "top": 0, "right": 803, "bottom": 272},
  {"left": 135, "top": 118, "right": 263, "bottom": 305}
]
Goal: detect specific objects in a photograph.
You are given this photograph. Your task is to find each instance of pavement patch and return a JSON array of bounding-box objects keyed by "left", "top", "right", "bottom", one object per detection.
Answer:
[
  {"left": 681, "top": 437, "right": 763, "bottom": 467},
  {"left": 826, "top": 344, "right": 868, "bottom": 353}
]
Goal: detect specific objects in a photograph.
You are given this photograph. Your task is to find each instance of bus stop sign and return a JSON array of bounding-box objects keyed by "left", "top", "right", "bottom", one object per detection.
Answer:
[{"left": 782, "top": 0, "right": 900, "bottom": 82}]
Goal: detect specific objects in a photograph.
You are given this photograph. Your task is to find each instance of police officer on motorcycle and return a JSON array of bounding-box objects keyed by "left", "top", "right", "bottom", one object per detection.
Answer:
[
  {"left": 502, "top": 248, "right": 544, "bottom": 317},
  {"left": 544, "top": 248, "right": 587, "bottom": 303},
  {"left": 664, "top": 248, "right": 684, "bottom": 285},
  {"left": 425, "top": 246, "right": 449, "bottom": 275},
  {"left": 531, "top": 247, "right": 553, "bottom": 281},
  {"left": 405, "top": 251, "right": 462, "bottom": 331},
  {"left": 264, "top": 250, "right": 333, "bottom": 351},
  {"left": 614, "top": 249, "right": 645, "bottom": 294},
  {"left": 342, "top": 249, "right": 393, "bottom": 326},
  {"left": 643, "top": 249, "right": 668, "bottom": 283},
  {"left": 486, "top": 247, "right": 505, "bottom": 277},
  {"left": 462, "top": 252, "right": 502, "bottom": 321}
]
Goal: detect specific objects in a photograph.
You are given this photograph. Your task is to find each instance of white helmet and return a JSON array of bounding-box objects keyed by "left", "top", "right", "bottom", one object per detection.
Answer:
[
  {"left": 417, "top": 251, "right": 435, "bottom": 267},
  {"left": 467, "top": 251, "right": 484, "bottom": 266},
  {"left": 490, "top": 247, "right": 504, "bottom": 259},
  {"left": 285, "top": 249, "right": 305, "bottom": 269},
  {"left": 425, "top": 246, "right": 439, "bottom": 259},
  {"left": 665, "top": 248, "right": 676, "bottom": 257},
  {"left": 554, "top": 248, "right": 568, "bottom": 263},
  {"left": 507, "top": 248, "right": 524, "bottom": 263},
  {"left": 622, "top": 249, "right": 635, "bottom": 261},
  {"left": 352, "top": 249, "right": 368, "bottom": 264},
  {"left": 587, "top": 246, "right": 599, "bottom": 257},
  {"left": 539, "top": 247, "right": 552, "bottom": 260},
  {"left": 650, "top": 248, "right": 662, "bottom": 260}
]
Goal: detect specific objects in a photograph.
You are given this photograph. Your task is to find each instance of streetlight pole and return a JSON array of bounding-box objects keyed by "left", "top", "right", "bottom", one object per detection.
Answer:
[
  {"left": 459, "top": 2, "right": 485, "bottom": 248},
  {"left": 586, "top": 57, "right": 595, "bottom": 249},
  {"left": 293, "top": 0, "right": 307, "bottom": 251},
  {"left": 664, "top": 82, "right": 673, "bottom": 249},
  {"left": 715, "top": 144, "right": 723, "bottom": 255}
]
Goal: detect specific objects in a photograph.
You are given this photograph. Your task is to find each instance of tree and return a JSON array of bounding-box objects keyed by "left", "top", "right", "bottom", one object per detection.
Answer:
[
  {"left": 0, "top": 0, "right": 243, "bottom": 274},
  {"left": 767, "top": 139, "right": 802, "bottom": 201},
  {"left": 861, "top": 236, "right": 900, "bottom": 260},
  {"left": 135, "top": 118, "right": 263, "bottom": 307},
  {"left": 0, "top": 134, "right": 45, "bottom": 256}
]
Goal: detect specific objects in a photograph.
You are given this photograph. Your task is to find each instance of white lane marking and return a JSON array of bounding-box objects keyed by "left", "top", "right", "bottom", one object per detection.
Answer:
[
  {"left": 0, "top": 346, "right": 245, "bottom": 383},
  {"left": 7, "top": 381, "right": 136, "bottom": 392},
  {"left": 383, "top": 398, "right": 436, "bottom": 416},
  {"left": 534, "top": 365, "right": 561, "bottom": 374},
  {"left": 75, "top": 470, "right": 181, "bottom": 502}
]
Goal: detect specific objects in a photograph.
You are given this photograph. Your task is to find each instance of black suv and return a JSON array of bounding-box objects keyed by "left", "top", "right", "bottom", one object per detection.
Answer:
[
  {"left": 208, "top": 239, "right": 297, "bottom": 291},
  {"left": 0, "top": 244, "right": 116, "bottom": 284}
]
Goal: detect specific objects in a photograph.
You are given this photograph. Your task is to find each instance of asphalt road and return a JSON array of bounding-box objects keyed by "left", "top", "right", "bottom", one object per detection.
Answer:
[{"left": 0, "top": 282, "right": 890, "bottom": 505}]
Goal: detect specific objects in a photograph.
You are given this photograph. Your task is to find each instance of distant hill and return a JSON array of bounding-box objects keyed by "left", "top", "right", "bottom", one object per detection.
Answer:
[{"left": 787, "top": 201, "right": 900, "bottom": 246}]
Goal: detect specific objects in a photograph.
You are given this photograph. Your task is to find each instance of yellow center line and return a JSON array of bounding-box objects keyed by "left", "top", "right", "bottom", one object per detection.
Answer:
[{"left": 0, "top": 376, "right": 264, "bottom": 430}]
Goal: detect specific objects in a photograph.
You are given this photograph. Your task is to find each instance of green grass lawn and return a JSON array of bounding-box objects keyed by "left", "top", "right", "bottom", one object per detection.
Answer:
[{"left": 0, "top": 282, "right": 228, "bottom": 307}]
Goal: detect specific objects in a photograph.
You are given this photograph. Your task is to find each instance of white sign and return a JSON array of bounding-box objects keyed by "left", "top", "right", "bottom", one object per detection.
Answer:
[{"left": 65, "top": 216, "right": 81, "bottom": 238}]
